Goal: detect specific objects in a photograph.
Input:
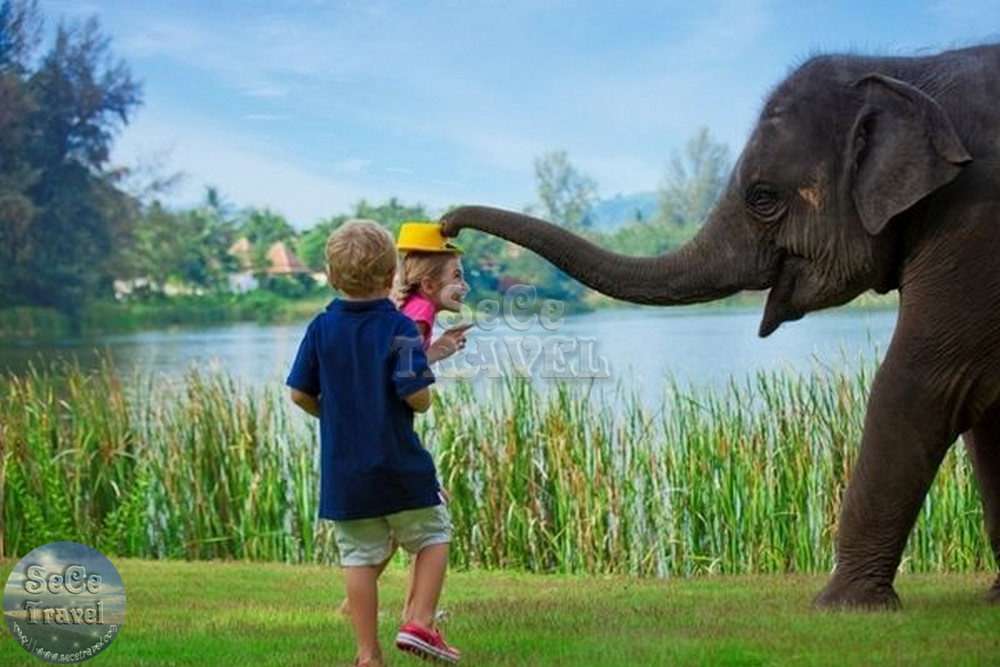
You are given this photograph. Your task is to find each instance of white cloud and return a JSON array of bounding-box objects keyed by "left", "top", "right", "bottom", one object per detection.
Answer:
[
  {"left": 333, "top": 158, "right": 372, "bottom": 173},
  {"left": 926, "top": 0, "right": 1000, "bottom": 27},
  {"left": 243, "top": 114, "right": 294, "bottom": 122},
  {"left": 243, "top": 86, "right": 290, "bottom": 99},
  {"left": 39, "top": 0, "right": 1000, "bottom": 225},
  {"left": 113, "top": 110, "right": 375, "bottom": 226},
  {"left": 117, "top": 17, "right": 210, "bottom": 60},
  {"left": 38, "top": 0, "right": 100, "bottom": 20}
]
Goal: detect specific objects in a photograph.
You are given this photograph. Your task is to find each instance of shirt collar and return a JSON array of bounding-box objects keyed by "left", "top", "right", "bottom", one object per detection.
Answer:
[{"left": 328, "top": 297, "right": 394, "bottom": 313}]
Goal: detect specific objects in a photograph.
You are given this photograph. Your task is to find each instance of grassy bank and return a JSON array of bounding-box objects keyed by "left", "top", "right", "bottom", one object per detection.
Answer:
[
  {"left": 0, "top": 287, "right": 899, "bottom": 340},
  {"left": 81, "top": 293, "right": 328, "bottom": 331},
  {"left": 0, "top": 306, "right": 72, "bottom": 339},
  {"left": 0, "top": 360, "right": 988, "bottom": 575},
  {"left": 0, "top": 293, "right": 329, "bottom": 339},
  {"left": 1, "top": 559, "right": 997, "bottom": 666}
]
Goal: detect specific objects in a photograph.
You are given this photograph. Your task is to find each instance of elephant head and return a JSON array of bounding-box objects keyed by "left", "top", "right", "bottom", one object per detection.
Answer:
[{"left": 441, "top": 57, "right": 971, "bottom": 336}]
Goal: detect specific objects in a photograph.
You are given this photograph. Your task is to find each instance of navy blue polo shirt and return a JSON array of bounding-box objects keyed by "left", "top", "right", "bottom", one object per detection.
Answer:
[{"left": 286, "top": 298, "right": 439, "bottom": 521}]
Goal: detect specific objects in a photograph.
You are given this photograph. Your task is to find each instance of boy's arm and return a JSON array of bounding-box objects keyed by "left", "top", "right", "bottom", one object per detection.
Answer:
[
  {"left": 287, "top": 321, "right": 321, "bottom": 418},
  {"left": 403, "top": 387, "right": 432, "bottom": 413},
  {"left": 290, "top": 388, "right": 321, "bottom": 418},
  {"left": 393, "top": 318, "right": 434, "bottom": 412}
]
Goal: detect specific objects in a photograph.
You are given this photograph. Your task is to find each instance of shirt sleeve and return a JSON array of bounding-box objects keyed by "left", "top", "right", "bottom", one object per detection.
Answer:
[
  {"left": 391, "top": 317, "right": 435, "bottom": 399},
  {"left": 401, "top": 296, "right": 436, "bottom": 332},
  {"left": 286, "top": 320, "right": 321, "bottom": 396}
]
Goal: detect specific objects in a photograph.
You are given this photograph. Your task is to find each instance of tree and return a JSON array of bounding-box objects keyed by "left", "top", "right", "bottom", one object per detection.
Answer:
[
  {"left": 119, "top": 187, "right": 239, "bottom": 295},
  {"left": 116, "top": 201, "right": 179, "bottom": 292},
  {"left": 296, "top": 216, "right": 344, "bottom": 272},
  {"left": 195, "top": 187, "right": 240, "bottom": 286},
  {"left": 296, "top": 198, "right": 431, "bottom": 272},
  {"left": 176, "top": 204, "right": 238, "bottom": 290},
  {"left": 523, "top": 151, "right": 599, "bottom": 305},
  {"left": 0, "top": 2, "right": 141, "bottom": 324},
  {"left": 533, "top": 150, "right": 598, "bottom": 230},
  {"left": 0, "top": 0, "right": 39, "bottom": 72},
  {"left": 658, "top": 127, "right": 730, "bottom": 227},
  {"left": 352, "top": 197, "right": 429, "bottom": 237},
  {"left": 238, "top": 207, "right": 295, "bottom": 272},
  {"left": 239, "top": 207, "right": 294, "bottom": 248},
  {"left": 0, "top": 1, "right": 40, "bottom": 300}
]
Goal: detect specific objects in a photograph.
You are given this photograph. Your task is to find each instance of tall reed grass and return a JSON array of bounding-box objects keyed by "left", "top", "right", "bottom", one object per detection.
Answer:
[
  {"left": 0, "top": 360, "right": 988, "bottom": 576},
  {"left": 2, "top": 361, "right": 316, "bottom": 563}
]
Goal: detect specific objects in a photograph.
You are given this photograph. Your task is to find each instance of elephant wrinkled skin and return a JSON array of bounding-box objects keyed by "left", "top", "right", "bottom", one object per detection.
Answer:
[{"left": 441, "top": 44, "right": 1000, "bottom": 609}]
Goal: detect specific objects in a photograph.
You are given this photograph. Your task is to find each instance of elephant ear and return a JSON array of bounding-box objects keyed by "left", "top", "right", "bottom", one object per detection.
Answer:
[{"left": 848, "top": 74, "right": 972, "bottom": 235}]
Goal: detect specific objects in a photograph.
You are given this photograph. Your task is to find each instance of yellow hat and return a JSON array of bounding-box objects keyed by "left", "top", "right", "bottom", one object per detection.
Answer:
[{"left": 396, "top": 221, "right": 463, "bottom": 254}]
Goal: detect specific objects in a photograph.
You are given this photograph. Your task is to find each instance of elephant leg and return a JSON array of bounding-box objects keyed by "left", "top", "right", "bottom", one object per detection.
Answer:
[
  {"left": 814, "top": 358, "right": 956, "bottom": 610},
  {"left": 962, "top": 412, "right": 1000, "bottom": 603}
]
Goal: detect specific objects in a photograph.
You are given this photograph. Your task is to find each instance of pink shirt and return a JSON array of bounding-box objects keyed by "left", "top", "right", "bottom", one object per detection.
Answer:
[{"left": 401, "top": 294, "right": 436, "bottom": 351}]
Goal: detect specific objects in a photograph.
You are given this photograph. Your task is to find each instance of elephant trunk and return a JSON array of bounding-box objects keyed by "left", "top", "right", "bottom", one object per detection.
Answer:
[{"left": 440, "top": 205, "right": 766, "bottom": 306}]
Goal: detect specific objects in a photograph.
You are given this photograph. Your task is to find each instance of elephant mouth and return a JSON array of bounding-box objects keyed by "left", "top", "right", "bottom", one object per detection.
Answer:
[{"left": 759, "top": 254, "right": 805, "bottom": 337}]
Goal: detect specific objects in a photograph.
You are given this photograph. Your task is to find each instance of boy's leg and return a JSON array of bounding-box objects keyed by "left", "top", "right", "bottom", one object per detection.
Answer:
[
  {"left": 395, "top": 542, "right": 461, "bottom": 664},
  {"left": 341, "top": 542, "right": 398, "bottom": 616},
  {"left": 390, "top": 505, "right": 460, "bottom": 663},
  {"left": 388, "top": 504, "right": 453, "bottom": 628},
  {"left": 404, "top": 542, "right": 449, "bottom": 628},
  {"left": 402, "top": 559, "right": 416, "bottom": 621},
  {"left": 334, "top": 518, "right": 395, "bottom": 663},
  {"left": 344, "top": 565, "right": 383, "bottom": 664}
]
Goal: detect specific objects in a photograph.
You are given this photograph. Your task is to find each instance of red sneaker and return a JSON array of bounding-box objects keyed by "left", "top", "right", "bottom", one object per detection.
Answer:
[{"left": 395, "top": 621, "right": 461, "bottom": 664}]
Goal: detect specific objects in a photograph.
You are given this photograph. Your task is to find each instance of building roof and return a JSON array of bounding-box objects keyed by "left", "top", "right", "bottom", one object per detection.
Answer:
[
  {"left": 228, "top": 237, "right": 309, "bottom": 274},
  {"left": 228, "top": 237, "right": 254, "bottom": 270},
  {"left": 265, "top": 241, "right": 309, "bottom": 274}
]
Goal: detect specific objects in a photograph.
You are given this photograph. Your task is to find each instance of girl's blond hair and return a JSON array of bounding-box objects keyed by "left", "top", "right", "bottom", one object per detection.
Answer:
[
  {"left": 325, "top": 219, "right": 397, "bottom": 296},
  {"left": 392, "top": 251, "right": 457, "bottom": 306}
]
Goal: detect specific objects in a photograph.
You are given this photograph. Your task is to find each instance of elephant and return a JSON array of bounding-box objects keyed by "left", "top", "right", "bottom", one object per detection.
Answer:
[{"left": 440, "top": 43, "right": 1000, "bottom": 609}]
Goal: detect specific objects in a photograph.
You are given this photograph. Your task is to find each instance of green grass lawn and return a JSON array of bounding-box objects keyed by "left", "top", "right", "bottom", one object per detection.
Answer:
[{"left": 2, "top": 559, "right": 998, "bottom": 666}]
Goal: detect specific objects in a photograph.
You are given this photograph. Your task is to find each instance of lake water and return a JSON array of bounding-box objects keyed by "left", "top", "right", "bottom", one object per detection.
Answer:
[{"left": 0, "top": 304, "right": 897, "bottom": 403}]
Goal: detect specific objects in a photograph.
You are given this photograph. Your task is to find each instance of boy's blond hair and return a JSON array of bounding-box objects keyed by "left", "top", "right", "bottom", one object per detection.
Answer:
[
  {"left": 392, "top": 251, "right": 457, "bottom": 306},
  {"left": 325, "top": 219, "right": 397, "bottom": 296}
]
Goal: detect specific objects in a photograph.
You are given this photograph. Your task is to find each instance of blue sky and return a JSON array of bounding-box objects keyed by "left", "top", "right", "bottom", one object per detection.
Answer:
[{"left": 38, "top": 0, "right": 1000, "bottom": 228}]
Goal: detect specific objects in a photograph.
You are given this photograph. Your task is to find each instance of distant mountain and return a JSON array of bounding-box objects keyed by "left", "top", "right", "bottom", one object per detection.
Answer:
[{"left": 585, "top": 191, "right": 658, "bottom": 230}]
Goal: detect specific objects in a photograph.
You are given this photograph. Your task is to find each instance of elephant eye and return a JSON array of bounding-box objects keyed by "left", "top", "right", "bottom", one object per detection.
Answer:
[{"left": 746, "top": 183, "right": 786, "bottom": 222}]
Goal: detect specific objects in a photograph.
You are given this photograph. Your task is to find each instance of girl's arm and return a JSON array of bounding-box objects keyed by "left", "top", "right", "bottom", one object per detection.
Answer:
[
  {"left": 420, "top": 321, "right": 450, "bottom": 364},
  {"left": 427, "top": 324, "right": 471, "bottom": 363}
]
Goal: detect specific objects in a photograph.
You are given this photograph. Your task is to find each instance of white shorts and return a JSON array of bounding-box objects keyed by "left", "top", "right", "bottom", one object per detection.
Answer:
[{"left": 333, "top": 504, "right": 452, "bottom": 567}]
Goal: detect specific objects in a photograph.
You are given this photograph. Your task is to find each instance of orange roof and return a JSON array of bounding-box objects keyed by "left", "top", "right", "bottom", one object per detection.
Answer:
[{"left": 266, "top": 241, "right": 308, "bottom": 274}]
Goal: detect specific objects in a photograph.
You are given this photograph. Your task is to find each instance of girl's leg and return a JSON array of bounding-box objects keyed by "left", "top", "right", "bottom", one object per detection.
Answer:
[{"left": 343, "top": 565, "right": 383, "bottom": 664}]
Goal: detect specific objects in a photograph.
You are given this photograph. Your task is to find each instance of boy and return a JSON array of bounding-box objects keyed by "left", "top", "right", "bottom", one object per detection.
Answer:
[{"left": 286, "top": 220, "right": 460, "bottom": 667}]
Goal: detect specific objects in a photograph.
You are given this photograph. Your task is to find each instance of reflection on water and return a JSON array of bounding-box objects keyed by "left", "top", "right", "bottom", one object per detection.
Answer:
[
  {"left": 0, "top": 306, "right": 897, "bottom": 402},
  {"left": 0, "top": 322, "right": 306, "bottom": 382}
]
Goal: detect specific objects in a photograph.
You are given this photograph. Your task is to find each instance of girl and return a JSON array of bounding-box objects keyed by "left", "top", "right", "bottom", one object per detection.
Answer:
[{"left": 394, "top": 222, "right": 472, "bottom": 361}]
